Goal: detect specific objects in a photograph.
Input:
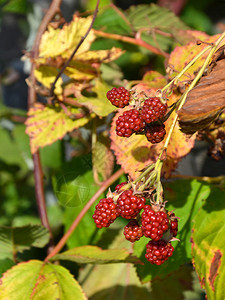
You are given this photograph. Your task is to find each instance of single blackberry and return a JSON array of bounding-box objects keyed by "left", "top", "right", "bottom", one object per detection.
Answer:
[
  {"left": 116, "top": 190, "right": 146, "bottom": 219},
  {"left": 145, "top": 240, "right": 174, "bottom": 265},
  {"left": 115, "top": 182, "right": 127, "bottom": 192},
  {"left": 116, "top": 109, "right": 145, "bottom": 137},
  {"left": 140, "top": 97, "right": 167, "bottom": 124},
  {"left": 169, "top": 212, "right": 178, "bottom": 237},
  {"left": 141, "top": 205, "right": 169, "bottom": 241},
  {"left": 93, "top": 197, "right": 118, "bottom": 228},
  {"left": 145, "top": 124, "right": 166, "bottom": 144},
  {"left": 106, "top": 87, "right": 130, "bottom": 108},
  {"left": 123, "top": 219, "right": 143, "bottom": 242}
]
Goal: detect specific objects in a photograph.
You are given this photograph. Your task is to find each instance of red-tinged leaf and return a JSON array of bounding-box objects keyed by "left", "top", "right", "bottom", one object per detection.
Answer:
[
  {"left": 0, "top": 260, "right": 87, "bottom": 300},
  {"left": 25, "top": 103, "right": 92, "bottom": 154},
  {"left": 192, "top": 186, "right": 225, "bottom": 299},
  {"left": 50, "top": 245, "right": 142, "bottom": 264},
  {"left": 167, "top": 33, "right": 225, "bottom": 86},
  {"left": 178, "top": 58, "right": 225, "bottom": 134},
  {"left": 110, "top": 93, "right": 195, "bottom": 179}
]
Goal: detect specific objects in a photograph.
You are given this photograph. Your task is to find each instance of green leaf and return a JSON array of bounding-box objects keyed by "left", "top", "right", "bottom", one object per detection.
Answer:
[
  {"left": 192, "top": 185, "right": 225, "bottom": 299},
  {"left": 127, "top": 4, "right": 189, "bottom": 51},
  {"left": 0, "top": 260, "right": 87, "bottom": 300},
  {"left": 51, "top": 245, "right": 142, "bottom": 264},
  {"left": 0, "top": 225, "right": 50, "bottom": 260},
  {"left": 2, "top": 0, "right": 29, "bottom": 13},
  {"left": 134, "top": 179, "right": 210, "bottom": 282},
  {"left": 151, "top": 265, "right": 205, "bottom": 299},
  {"left": 0, "top": 258, "right": 15, "bottom": 277},
  {"left": 94, "top": 6, "right": 132, "bottom": 35},
  {"left": 92, "top": 135, "right": 114, "bottom": 181},
  {"left": 25, "top": 103, "right": 92, "bottom": 154},
  {"left": 52, "top": 155, "right": 105, "bottom": 248},
  {"left": 77, "top": 80, "right": 116, "bottom": 117},
  {"left": 0, "top": 126, "right": 28, "bottom": 176}
]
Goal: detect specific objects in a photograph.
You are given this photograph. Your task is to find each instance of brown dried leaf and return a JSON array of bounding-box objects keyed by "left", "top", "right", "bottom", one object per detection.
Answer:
[{"left": 178, "top": 59, "right": 225, "bottom": 134}]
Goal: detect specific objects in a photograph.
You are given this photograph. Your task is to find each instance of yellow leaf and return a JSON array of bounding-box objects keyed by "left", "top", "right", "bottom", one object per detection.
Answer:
[
  {"left": 34, "top": 66, "right": 63, "bottom": 96},
  {"left": 25, "top": 103, "right": 92, "bottom": 154},
  {"left": 39, "top": 15, "right": 95, "bottom": 59}
]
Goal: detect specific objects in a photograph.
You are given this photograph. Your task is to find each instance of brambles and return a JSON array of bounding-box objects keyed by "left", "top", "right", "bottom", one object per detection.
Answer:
[
  {"left": 107, "top": 89, "right": 168, "bottom": 143},
  {"left": 141, "top": 204, "right": 169, "bottom": 241},
  {"left": 93, "top": 183, "right": 179, "bottom": 265},
  {"left": 115, "top": 109, "right": 145, "bottom": 137},
  {"left": 140, "top": 97, "right": 167, "bottom": 124},
  {"left": 145, "top": 124, "right": 166, "bottom": 144},
  {"left": 92, "top": 197, "right": 118, "bottom": 228},
  {"left": 145, "top": 240, "right": 174, "bottom": 265},
  {"left": 116, "top": 190, "right": 146, "bottom": 219},
  {"left": 107, "top": 87, "right": 130, "bottom": 108},
  {"left": 123, "top": 219, "right": 143, "bottom": 242}
]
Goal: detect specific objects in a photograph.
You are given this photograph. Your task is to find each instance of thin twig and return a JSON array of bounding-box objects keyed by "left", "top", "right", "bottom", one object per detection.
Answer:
[
  {"left": 93, "top": 29, "right": 169, "bottom": 58},
  {"left": 44, "top": 168, "right": 124, "bottom": 261},
  {"left": 50, "top": 0, "right": 100, "bottom": 97},
  {"left": 28, "top": 0, "right": 62, "bottom": 251}
]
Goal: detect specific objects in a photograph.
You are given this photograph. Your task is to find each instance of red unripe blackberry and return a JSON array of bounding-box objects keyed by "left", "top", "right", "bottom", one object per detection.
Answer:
[
  {"left": 145, "top": 124, "right": 166, "bottom": 144},
  {"left": 116, "top": 190, "right": 146, "bottom": 219},
  {"left": 106, "top": 87, "right": 130, "bottom": 108},
  {"left": 115, "top": 182, "right": 127, "bottom": 192},
  {"left": 123, "top": 219, "right": 143, "bottom": 242},
  {"left": 145, "top": 240, "right": 174, "bottom": 265},
  {"left": 93, "top": 197, "right": 118, "bottom": 228},
  {"left": 169, "top": 212, "right": 178, "bottom": 237},
  {"left": 141, "top": 205, "right": 169, "bottom": 241},
  {"left": 116, "top": 109, "right": 145, "bottom": 137},
  {"left": 140, "top": 97, "right": 167, "bottom": 123}
]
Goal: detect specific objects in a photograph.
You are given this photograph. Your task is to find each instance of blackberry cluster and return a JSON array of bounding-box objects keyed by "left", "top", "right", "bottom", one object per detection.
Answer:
[
  {"left": 123, "top": 219, "right": 143, "bottom": 242},
  {"left": 108, "top": 89, "right": 168, "bottom": 143},
  {"left": 145, "top": 124, "right": 166, "bottom": 144},
  {"left": 116, "top": 190, "right": 146, "bottom": 219},
  {"left": 107, "top": 87, "right": 130, "bottom": 108},
  {"left": 116, "top": 109, "right": 145, "bottom": 137},
  {"left": 141, "top": 205, "right": 169, "bottom": 241},
  {"left": 92, "top": 197, "right": 118, "bottom": 228},
  {"left": 93, "top": 184, "right": 178, "bottom": 266},
  {"left": 145, "top": 240, "right": 174, "bottom": 265}
]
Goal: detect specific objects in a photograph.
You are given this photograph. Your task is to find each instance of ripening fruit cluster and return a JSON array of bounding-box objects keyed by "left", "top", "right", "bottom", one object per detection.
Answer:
[
  {"left": 93, "top": 183, "right": 178, "bottom": 265},
  {"left": 106, "top": 87, "right": 167, "bottom": 144}
]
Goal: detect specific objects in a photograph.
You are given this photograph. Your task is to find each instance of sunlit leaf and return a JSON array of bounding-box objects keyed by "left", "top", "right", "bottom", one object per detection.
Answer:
[
  {"left": 167, "top": 33, "right": 225, "bottom": 85},
  {"left": 192, "top": 185, "right": 225, "bottom": 299},
  {"left": 0, "top": 225, "right": 49, "bottom": 260},
  {"left": 34, "top": 66, "right": 63, "bottom": 96},
  {"left": 0, "top": 260, "right": 87, "bottom": 300},
  {"left": 51, "top": 245, "right": 142, "bottom": 264},
  {"left": 25, "top": 103, "right": 92, "bottom": 154},
  {"left": 39, "top": 16, "right": 95, "bottom": 59},
  {"left": 77, "top": 80, "right": 116, "bottom": 117}
]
